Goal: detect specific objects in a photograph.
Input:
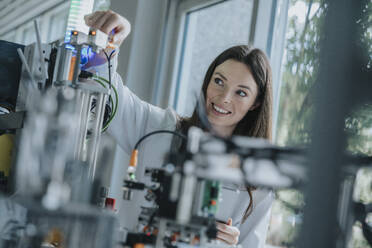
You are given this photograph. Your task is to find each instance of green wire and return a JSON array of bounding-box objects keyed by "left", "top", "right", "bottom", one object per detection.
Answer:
[
  {"left": 99, "top": 77, "right": 118, "bottom": 131},
  {"left": 96, "top": 76, "right": 118, "bottom": 115},
  {"left": 94, "top": 78, "right": 117, "bottom": 131},
  {"left": 93, "top": 77, "right": 119, "bottom": 132},
  {"left": 96, "top": 76, "right": 119, "bottom": 130},
  {"left": 94, "top": 79, "right": 106, "bottom": 89}
]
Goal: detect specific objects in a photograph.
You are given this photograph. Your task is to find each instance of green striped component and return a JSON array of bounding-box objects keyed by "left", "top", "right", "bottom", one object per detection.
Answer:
[{"left": 201, "top": 180, "right": 221, "bottom": 215}]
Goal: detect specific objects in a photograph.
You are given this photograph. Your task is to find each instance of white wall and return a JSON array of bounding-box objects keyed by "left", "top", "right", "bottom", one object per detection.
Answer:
[
  {"left": 105, "top": 0, "right": 171, "bottom": 223},
  {"left": 111, "top": 0, "right": 169, "bottom": 104}
]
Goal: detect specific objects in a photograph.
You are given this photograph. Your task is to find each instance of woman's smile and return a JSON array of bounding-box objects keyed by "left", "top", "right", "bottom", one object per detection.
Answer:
[{"left": 211, "top": 103, "right": 232, "bottom": 116}]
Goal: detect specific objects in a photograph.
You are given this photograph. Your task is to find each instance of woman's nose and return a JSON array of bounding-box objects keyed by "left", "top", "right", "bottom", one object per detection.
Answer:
[{"left": 222, "top": 91, "right": 232, "bottom": 103}]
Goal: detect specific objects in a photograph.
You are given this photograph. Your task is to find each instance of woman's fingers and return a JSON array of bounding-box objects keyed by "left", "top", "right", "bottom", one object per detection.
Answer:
[
  {"left": 84, "top": 11, "right": 105, "bottom": 27},
  {"left": 111, "top": 15, "right": 131, "bottom": 45},
  {"left": 84, "top": 10, "right": 131, "bottom": 47},
  {"left": 216, "top": 222, "right": 240, "bottom": 236},
  {"left": 92, "top": 11, "right": 113, "bottom": 31},
  {"left": 216, "top": 231, "right": 239, "bottom": 245},
  {"left": 215, "top": 221, "right": 240, "bottom": 245},
  {"left": 101, "top": 13, "right": 121, "bottom": 34}
]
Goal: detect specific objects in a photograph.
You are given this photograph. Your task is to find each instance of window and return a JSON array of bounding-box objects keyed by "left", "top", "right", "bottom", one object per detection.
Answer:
[
  {"left": 271, "top": 1, "right": 372, "bottom": 247},
  {"left": 171, "top": 0, "right": 254, "bottom": 116}
]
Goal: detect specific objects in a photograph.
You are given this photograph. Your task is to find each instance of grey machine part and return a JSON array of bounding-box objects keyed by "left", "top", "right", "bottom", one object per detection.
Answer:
[{"left": 0, "top": 23, "right": 120, "bottom": 248}]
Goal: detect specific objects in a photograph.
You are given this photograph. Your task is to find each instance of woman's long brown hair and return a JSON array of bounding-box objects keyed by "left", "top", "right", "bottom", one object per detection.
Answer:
[{"left": 176, "top": 45, "right": 273, "bottom": 223}]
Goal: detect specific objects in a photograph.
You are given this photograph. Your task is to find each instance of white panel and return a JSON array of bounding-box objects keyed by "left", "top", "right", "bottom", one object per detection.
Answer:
[
  {"left": 123, "top": 0, "right": 169, "bottom": 102},
  {"left": 251, "top": 0, "right": 274, "bottom": 52}
]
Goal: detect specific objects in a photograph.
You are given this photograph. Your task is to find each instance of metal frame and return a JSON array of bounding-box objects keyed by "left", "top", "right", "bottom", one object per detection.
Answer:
[{"left": 270, "top": 0, "right": 290, "bottom": 140}]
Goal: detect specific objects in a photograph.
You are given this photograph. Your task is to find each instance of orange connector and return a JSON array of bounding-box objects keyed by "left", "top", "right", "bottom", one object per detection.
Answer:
[{"left": 129, "top": 149, "right": 138, "bottom": 167}]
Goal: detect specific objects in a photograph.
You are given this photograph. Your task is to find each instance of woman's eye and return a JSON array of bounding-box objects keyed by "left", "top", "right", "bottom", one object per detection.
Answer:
[
  {"left": 237, "top": 90, "right": 247, "bottom": 97},
  {"left": 214, "top": 78, "right": 223, "bottom": 86}
]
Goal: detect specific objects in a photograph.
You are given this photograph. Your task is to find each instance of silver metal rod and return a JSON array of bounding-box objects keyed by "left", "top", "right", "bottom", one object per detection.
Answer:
[
  {"left": 74, "top": 90, "right": 90, "bottom": 161},
  {"left": 17, "top": 48, "right": 37, "bottom": 90},
  {"left": 33, "top": 19, "right": 48, "bottom": 84},
  {"left": 87, "top": 93, "right": 107, "bottom": 180}
]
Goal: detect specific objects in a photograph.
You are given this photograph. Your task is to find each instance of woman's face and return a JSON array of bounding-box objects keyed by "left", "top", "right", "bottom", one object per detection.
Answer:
[{"left": 205, "top": 59, "right": 259, "bottom": 137}]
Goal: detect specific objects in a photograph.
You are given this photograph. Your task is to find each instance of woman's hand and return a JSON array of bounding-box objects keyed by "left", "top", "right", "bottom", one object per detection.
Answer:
[
  {"left": 216, "top": 218, "right": 240, "bottom": 245},
  {"left": 84, "top": 10, "right": 131, "bottom": 47},
  {"left": 83, "top": 10, "right": 131, "bottom": 67}
]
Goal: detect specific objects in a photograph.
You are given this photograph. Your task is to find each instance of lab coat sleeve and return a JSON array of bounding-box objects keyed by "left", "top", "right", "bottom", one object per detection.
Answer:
[
  {"left": 239, "top": 190, "right": 274, "bottom": 247},
  {"left": 92, "top": 54, "right": 177, "bottom": 155}
]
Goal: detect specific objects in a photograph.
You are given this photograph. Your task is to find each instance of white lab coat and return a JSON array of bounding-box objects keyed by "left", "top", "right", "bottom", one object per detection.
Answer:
[{"left": 94, "top": 56, "right": 274, "bottom": 247}]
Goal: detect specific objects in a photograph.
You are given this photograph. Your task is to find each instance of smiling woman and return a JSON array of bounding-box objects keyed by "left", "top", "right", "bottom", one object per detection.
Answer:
[
  {"left": 84, "top": 10, "right": 274, "bottom": 247},
  {"left": 175, "top": 45, "right": 273, "bottom": 245}
]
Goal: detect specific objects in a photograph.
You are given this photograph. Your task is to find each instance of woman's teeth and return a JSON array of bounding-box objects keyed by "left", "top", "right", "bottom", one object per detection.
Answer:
[{"left": 212, "top": 104, "right": 231, "bottom": 114}]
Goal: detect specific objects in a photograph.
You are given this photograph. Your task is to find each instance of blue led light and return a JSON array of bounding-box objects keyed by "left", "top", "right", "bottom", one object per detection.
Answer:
[
  {"left": 80, "top": 46, "right": 96, "bottom": 66},
  {"left": 64, "top": 43, "right": 96, "bottom": 66},
  {"left": 65, "top": 44, "right": 75, "bottom": 50}
]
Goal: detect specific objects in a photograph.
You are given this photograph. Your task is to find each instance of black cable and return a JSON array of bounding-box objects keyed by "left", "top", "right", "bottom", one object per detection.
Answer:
[
  {"left": 134, "top": 130, "right": 187, "bottom": 150},
  {"left": 102, "top": 50, "right": 111, "bottom": 89},
  {"left": 89, "top": 95, "right": 113, "bottom": 133},
  {"left": 103, "top": 96, "right": 113, "bottom": 129},
  {"left": 99, "top": 49, "right": 116, "bottom": 132},
  {"left": 103, "top": 50, "right": 115, "bottom": 89}
]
